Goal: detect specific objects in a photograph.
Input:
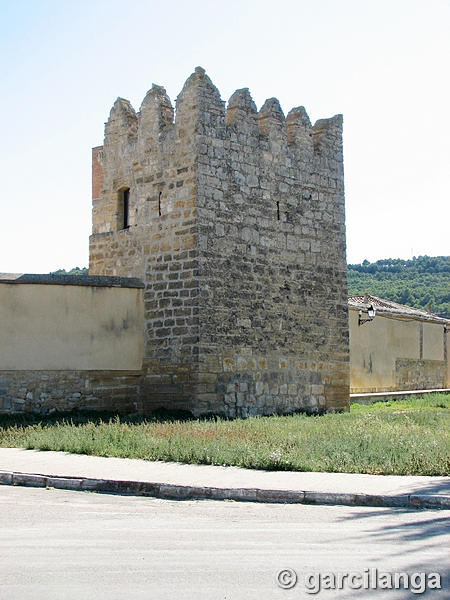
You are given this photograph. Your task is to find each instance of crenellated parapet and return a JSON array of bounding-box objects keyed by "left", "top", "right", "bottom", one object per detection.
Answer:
[
  {"left": 105, "top": 98, "right": 138, "bottom": 147},
  {"left": 138, "top": 85, "right": 174, "bottom": 150},
  {"left": 312, "top": 114, "right": 344, "bottom": 171},
  {"left": 286, "top": 107, "right": 313, "bottom": 161},
  {"left": 97, "top": 67, "right": 343, "bottom": 192},
  {"left": 257, "top": 97, "right": 285, "bottom": 138},
  {"left": 89, "top": 67, "right": 349, "bottom": 417},
  {"left": 176, "top": 67, "right": 224, "bottom": 120},
  {"left": 226, "top": 88, "right": 257, "bottom": 129}
]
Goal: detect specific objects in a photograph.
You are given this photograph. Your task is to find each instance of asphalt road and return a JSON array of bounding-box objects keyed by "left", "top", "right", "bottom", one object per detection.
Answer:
[{"left": 0, "top": 486, "right": 448, "bottom": 600}]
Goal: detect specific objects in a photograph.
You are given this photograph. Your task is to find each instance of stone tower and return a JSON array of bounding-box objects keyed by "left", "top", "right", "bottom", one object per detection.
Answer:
[{"left": 89, "top": 67, "right": 349, "bottom": 416}]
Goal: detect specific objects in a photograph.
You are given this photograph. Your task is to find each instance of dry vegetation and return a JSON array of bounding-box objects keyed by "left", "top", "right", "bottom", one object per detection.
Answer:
[{"left": 0, "top": 394, "right": 448, "bottom": 476}]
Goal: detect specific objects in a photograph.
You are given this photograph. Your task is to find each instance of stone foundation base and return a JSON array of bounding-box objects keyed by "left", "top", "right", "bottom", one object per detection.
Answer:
[
  {"left": 0, "top": 370, "right": 142, "bottom": 415},
  {"left": 140, "top": 354, "right": 349, "bottom": 417},
  {"left": 395, "top": 359, "right": 447, "bottom": 391}
]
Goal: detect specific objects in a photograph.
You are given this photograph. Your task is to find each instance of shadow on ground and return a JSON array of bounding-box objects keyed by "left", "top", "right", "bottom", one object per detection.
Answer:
[
  {"left": 0, "top": 409, "right": 197, "bottom": 428},
  {"left": 335, "top": 506, "right": 449, "bottom": 598}
]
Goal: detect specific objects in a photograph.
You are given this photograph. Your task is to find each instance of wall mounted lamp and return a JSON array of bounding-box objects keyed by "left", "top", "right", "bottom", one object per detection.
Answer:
[{"left": 358, "top": 304, "right": 376, "bottom": 326}]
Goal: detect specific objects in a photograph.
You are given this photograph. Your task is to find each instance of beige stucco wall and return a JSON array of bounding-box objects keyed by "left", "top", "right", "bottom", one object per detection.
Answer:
[
  {"left": 423, "top": 322, "right": 444, "bottom": 361},
  {"left": 0, "top": 283, "right": 144, "bottom": 370},
  {"left": 349, "top": 308, "right": 448, "bottom": 393}
]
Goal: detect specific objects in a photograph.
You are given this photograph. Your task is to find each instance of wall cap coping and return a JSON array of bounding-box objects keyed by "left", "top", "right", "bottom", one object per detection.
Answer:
[{"left": 0, "top": 273, "right": 145, "bottom": 289}]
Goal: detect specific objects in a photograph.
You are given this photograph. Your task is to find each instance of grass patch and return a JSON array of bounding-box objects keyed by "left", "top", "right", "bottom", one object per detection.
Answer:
[{"left": 0, "top": 394, "right": 448, "bottom": 476}]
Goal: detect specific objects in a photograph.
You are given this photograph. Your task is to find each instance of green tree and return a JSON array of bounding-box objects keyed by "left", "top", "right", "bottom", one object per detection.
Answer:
[{"left": 348, "top": 256, "right": 450, "bottom": 318}]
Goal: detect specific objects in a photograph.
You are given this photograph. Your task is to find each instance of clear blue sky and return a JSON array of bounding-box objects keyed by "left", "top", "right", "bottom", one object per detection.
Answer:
[{"left": 1, "top": 0, "right": 449, "bottom": 272}]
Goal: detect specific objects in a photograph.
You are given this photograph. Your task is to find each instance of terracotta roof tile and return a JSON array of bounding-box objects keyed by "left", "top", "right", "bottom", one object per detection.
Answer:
[{"left": 348, "top": 294, "right": 449, "bottom": 324}]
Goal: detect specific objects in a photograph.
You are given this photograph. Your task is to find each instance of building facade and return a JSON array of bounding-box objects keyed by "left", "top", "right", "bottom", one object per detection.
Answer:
[{"left": 349, "top": 295, "right": 449, "bottom": 393}]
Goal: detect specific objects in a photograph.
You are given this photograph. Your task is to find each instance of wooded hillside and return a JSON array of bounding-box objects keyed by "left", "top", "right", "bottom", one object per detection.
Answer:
[{"left": 348, "top": 256, "right": 450, "bottom": 318}]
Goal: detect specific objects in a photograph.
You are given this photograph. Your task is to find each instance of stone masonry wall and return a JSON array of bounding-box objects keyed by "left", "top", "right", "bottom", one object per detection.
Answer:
[
  {"left": 92, "top": 146, "right": 104, "bottom": 201},
  {"left": 0, "top": 370, "right": 141, "bottom": 415},
  {"left": 89, "top": 67, "right": 349, "bottom": 416},
  {"left": 395, "top": 359, "right": 447, "bottom": 391},
  {"left": 195, "top": 78, "right": 348, "bottom": 415},
  {"left": 89, "top": 81, "right": 201, "bottom": 412}
]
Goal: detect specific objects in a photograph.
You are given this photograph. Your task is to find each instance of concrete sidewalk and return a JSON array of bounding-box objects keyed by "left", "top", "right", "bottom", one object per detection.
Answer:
[{"left": 0, "top": 448, "right": 449, "bottom": 509}]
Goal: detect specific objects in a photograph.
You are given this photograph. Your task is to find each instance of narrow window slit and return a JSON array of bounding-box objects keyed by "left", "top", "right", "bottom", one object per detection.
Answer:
[
  {"left": 118, "top": 188, "right": 130, "bottom": 230},
  {"left": 158, "top": 191, "right": 162, "bottom": 217},
  {"left": 276, "top": 201, "right": 280, "bottom": 221},
  {"left": 123, "top": 189, "right": 130, "bottom": 229}
]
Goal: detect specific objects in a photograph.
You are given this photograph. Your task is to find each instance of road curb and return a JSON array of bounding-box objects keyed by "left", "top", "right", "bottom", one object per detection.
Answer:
[{"left": 0, "top": 470, "right": 448, "bottom": 509}]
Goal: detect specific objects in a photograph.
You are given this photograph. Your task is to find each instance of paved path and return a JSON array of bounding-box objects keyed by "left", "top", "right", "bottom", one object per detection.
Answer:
[
  {"left": 0, "top": 485, "right": 448, "bottom": 600},
  {"left": 0, "top": 448, "right": 449, "bottom": 508}
]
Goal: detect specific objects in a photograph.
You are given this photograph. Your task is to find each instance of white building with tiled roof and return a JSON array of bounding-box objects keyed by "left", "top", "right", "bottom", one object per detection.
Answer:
[{"left": 348, "top": 295, "right": 449, "bottom": 394}]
